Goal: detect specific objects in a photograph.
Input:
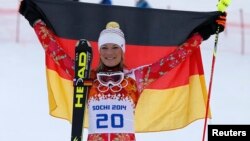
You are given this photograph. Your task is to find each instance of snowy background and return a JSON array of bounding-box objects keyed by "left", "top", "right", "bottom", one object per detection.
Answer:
[{"left": 0, "top": 0, "right": 250, "bottom": 141}]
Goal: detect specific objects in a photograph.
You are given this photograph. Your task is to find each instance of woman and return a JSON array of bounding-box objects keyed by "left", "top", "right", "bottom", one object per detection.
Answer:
[
  {"left": 83, "top": 21, "right": 224, "bottom": 140},
  {"left": 19, "top": 1, "right": 226, "bottom": 140},
  {"left": 89, "top": 21, "right": 196, "bottom": 140}
]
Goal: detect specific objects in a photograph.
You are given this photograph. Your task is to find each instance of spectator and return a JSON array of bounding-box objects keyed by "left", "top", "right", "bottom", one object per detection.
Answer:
[
  {"left": 100, "top": 0, "right": 112, "bottom": 5},
  {"left": 136, "top": 0, "right": 151, "bottom": 8}
]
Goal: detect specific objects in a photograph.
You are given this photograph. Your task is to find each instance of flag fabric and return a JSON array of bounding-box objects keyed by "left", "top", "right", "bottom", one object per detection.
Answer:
[{"left": 25, "top": 0, "right": 221, "bottom": 132}]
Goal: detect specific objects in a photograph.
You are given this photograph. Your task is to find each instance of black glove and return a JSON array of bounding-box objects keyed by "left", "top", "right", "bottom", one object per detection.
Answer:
[
  {"left": 199, "top": 12, "right": 227, "bottom": 40},
  {"left": 19, "top": 0, "right": 42, "bottom": 27}
]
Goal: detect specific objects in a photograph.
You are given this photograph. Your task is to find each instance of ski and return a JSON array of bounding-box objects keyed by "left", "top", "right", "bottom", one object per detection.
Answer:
[{"left": 71, "top": 39, "right": 92, "bottom": 141}]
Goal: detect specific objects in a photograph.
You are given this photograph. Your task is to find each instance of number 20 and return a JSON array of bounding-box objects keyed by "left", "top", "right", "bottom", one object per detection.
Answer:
[{"left": 96, "top": 114, "right": 124, "bottom": 128}]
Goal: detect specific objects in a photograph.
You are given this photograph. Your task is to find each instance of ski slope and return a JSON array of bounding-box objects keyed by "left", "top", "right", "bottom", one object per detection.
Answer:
[{"left": 0, "top": 0, "right": 250, "bottom": 141}]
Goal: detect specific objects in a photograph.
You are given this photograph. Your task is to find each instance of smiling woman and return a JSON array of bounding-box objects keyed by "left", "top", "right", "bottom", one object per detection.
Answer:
[
  {"left": 86, "top": 21, "right": 209, "bottom": 141},
  {"left": 1, "top": 0, "right": 250, "bottom": 141},
  {"left": 17, "top": 0, "right": 228, "bottom": 141},
  {"left": 98, "top": 43, "right": 123, "bottom": 69},
  {"left": 97, "top": 22, "right": 126, "bottom": 71}
]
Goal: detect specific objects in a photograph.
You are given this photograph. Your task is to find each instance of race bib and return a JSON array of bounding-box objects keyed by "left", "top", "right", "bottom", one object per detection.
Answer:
[{"left": 88, "top": 96, "right": 135, "bottom": 134}]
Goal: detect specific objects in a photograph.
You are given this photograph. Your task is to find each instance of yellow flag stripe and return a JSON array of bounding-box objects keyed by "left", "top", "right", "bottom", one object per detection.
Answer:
[{"left": 46, "top": 68, "right": 210, "bottom": 132}]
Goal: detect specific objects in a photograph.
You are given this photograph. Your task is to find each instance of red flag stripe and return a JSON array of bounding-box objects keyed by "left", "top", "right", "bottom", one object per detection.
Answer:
[{"left": 46, "top": 36, "right": 204, "bottom": 89}]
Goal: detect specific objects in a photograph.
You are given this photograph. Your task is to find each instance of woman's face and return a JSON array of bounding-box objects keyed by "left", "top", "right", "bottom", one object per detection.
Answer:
[{"left": 99, "top": 43, "right": 123, "bottom": 67}]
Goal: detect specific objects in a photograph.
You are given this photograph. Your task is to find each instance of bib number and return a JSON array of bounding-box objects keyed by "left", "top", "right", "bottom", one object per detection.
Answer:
[{"left": 96, "top": 114, "right": 124, "bottom": 129}]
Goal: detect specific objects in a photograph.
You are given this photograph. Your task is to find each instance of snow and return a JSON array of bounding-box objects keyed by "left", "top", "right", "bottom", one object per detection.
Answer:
[{"left": 0, "top": 0, "right": 250, "bottom": 141}]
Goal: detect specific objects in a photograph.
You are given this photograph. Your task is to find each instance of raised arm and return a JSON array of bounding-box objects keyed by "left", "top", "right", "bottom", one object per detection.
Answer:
[
  {"left": 134, "top": 33, "right": 202, "bottom": 93},
  {"left": 19, "top": 0, "right": 74, "bottom": 78},
  {"left": 134, "top": 12, "right": 227, "bottom": 93},
  {"left": 33, "top": 20, "right": 75, "bottom": 78}
]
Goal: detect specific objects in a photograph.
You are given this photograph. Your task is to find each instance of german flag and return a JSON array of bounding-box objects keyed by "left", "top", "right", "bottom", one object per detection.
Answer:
[{"left": 23, "top": 0, "right": 221, "bottom": 132}]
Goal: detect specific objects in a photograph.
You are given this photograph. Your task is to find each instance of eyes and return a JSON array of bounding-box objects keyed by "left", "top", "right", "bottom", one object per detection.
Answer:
[{"left": 100, "top": 44, "right": 120, "bottom": 50}]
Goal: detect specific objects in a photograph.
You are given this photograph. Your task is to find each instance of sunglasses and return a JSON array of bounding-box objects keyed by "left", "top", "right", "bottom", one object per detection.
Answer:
[{"left": 97, "top": 71, "right": 124, "bottom": 87}]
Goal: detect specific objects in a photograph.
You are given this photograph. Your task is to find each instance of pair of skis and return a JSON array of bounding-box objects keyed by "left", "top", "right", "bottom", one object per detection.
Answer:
[{"left": 71, "top": 39, "right": 92, "bottom": 141}]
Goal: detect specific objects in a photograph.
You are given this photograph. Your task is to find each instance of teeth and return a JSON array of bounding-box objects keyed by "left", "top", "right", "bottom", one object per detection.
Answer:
[{"left": 106, "top": 57, "right": 115, "bottom": 60}]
